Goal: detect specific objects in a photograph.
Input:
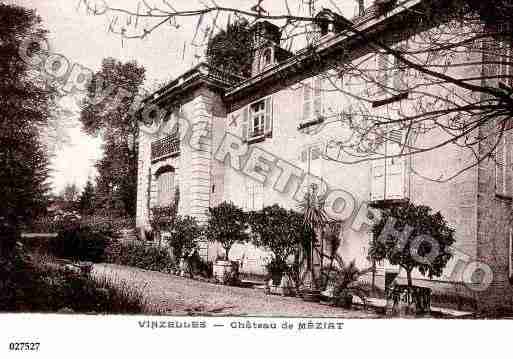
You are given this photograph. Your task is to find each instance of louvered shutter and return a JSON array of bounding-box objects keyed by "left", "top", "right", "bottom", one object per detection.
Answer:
[
  {"left": 385, "top": 130, "right": 404, "bottom": 199},
  {"left": 264, "top": 97, "right": 273, "bottom": 135},
  {"left": 300, "top": 149, "right": 308, "bottom": 163},
  {"left": 313, "top": 77, "right": 322, "bottom": 117},
  {"left": 302, "top": 81, "right": 312, "bottom": 122},
  {"left": 376, "top": 52, "right": 389, "bottom": 94},
  {"left": 506, "top": 133, "right": 513, "bottom": 196},
  {"left": 242, "top": 106, "right": 249, "bottom": 142},
  {"left": 371, "top": 161, "right": 386, "bottom": 201},
  {"left": 496, "top": 137, "right": 505, "bottom": 195}
]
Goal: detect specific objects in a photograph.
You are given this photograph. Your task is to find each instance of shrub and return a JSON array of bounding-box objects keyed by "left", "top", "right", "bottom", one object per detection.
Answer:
[
  {"left": 205, "top": 201, "right": 248, "bottom": 259},
  {"left": 369, "top": 201, "right": 456, "bottom": 290},
  {"left": 249, "top": 205, "right": 314, "bottom": 279},
  {"left": 166, "top": 215, "right": 202, "bottom": 260},
  {"left": 0, "top": 246, "right": 148, "bottom": 314},
  {"left": 49, "top": 225, "right": 111, "bottom": 262},
  {"left": 104, "top": 241, "right": 176, "bottom": 273}
]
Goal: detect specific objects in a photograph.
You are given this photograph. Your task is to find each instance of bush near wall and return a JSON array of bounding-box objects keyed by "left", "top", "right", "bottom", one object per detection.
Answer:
[
  {"left": 104, "top": 241, "right": 176, "bottom": 273},
  {"left": 48, "top": 226, "right": 112, "bottom": 263},
  {"left": 0, "top": 247, "right": 148, "bottom": 314}
]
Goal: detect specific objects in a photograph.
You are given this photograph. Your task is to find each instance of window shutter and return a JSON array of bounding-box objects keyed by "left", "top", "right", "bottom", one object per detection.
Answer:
[
  {"left": 371, "top": 161, "right": 385, "bottom": 201},
  {"left": 313, "top": 77, "right": 322, "bottom": 117},
  {"left": 300, "top": 149, "right": 308, "bottom": 163},
  {"left": 376, "top": 52, "right": 389, "bottom": 94},
  {"left": 496, "top": 137, "right": 505, "bottom": 195},
  {"left": 264, "top": 97, "right": 273, "bottom": 134},
  {"left": 506, "top": 133, "right": 513, "bottom": 196},
  {"left": 302, "top": 82, "right": 312, "bottom": 122},
  {"left": 242, "top": 106, "right": 249, "bottom": 142}
]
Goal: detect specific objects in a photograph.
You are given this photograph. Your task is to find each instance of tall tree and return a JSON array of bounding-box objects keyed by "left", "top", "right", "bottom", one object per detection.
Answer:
[
  {"left": 206, "top": 18, "right": 253, "bottom": 77},
  {"left": 79, "top": 58, "right": 146, "bottom": 217},
  {"left": 0, "top": 4, "right": 55, "bottom": 237},
  {"left": 79, "top": 179, "right": 96, "bottom": 215}
]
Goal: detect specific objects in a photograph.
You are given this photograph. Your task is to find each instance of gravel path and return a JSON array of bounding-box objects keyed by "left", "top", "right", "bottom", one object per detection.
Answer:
[{"left": 93, "top": 263, "right": 382, "bottom": 318}]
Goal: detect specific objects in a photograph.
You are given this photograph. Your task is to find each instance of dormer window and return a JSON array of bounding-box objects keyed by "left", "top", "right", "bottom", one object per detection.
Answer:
[{"left": 261, "top": 47, "right": 273, "bottom": 70}]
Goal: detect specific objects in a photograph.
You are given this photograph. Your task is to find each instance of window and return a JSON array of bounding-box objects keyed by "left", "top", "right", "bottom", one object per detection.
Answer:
[
  {"left": 370, "top": 129, "right": 405, "bottom": 201},
  {"left": 301, "top": 77, "right": 323, "bottom": 124},
  {"left": 498, "top": 23, "right": 512, "bottom": 88},
  {"left": 495, "top": 131, "right": 513, "bottom": 198},
  {"left": 155, "top": 166, "right": 175, "bottom": 207},
  {"left": 376, "top": 49, "right": 407, "bottom": 96},
  {"left": 261, "top": 48, "right": 273, "bottom": 70},
  {"left": 509, "top": 228, "right": 513, "bottom": 285},
  {"left": 242, "top": 97, "right": 273, "bottom": 142}
]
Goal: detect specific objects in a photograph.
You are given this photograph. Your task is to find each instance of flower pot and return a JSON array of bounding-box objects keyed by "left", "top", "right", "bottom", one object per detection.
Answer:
[
  {"left": 271, "top": 271, "right": 283, "bottom": 286},
  {"left": 335, "top": 293, "right": 353, "bottom": 309},
  {"left": 301, "top": 289, "right": 321, "bottom": 302},
  {"left": 213, "top": 260, "right": 239, "bottom": 285}
]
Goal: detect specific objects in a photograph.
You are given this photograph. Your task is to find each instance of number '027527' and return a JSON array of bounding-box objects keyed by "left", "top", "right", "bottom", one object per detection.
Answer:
[{"left": 9, "top": 342, "right": 40, "bottom": 351}]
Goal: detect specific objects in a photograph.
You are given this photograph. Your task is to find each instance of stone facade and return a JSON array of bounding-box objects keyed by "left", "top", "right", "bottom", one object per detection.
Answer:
[{"left": 136, "top": 2, "right": 513, "bottom": 308}]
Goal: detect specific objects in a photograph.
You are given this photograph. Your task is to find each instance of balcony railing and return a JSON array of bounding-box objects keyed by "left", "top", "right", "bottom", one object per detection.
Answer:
[{"left": 151, "top": 134, "right": 180, "bottom": 161}]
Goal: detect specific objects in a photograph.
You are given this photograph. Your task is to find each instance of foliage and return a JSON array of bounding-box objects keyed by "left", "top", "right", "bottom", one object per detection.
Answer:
[
  {"left": 204, "top": 201, "right": 249, "bottom": 259},
  {"left": 324, "top": 256, "right": 372, "bottom": 307},
  {"left": 166, "top": 215, "right": 202, "bottom": 260},
  {"left": 104, "top": 241, "right": 176, "bottom": 273},
  {"left": 0, "top": 248, "right": 148, "bottom": 313},
  {"left": 206, "top": 18, "right": 253, "bottom": 77},
  {"left": 0, "top": 4, "right": 55, "bottom": 228},
  {"left": 369, "top": 201, "right": 456, "bottom": 287},
  {"left": 150, "top": 187, "right": 180, "bottom": 237},
  {"left": 50, "top": 225, "right": 112, "bottom": 262},
  {"left": 79, "top": 179, "right": 96, "bottom": 215},
  {"left": 80, "top": 57, "right": 146, "bottom": 217},
  {"left": 249, "top": 204, "right": 314, "bottom": 277}
]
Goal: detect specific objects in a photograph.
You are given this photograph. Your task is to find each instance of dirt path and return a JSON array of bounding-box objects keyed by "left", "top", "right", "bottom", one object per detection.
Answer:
[{"left": 93, "top": 263, "right": 382, "bottom": 318}]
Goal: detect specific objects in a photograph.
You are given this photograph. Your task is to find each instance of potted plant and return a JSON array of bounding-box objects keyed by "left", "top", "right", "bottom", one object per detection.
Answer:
[
  {"left": 326, "top": 256, "right": 372, "bottom": 309},
  {"left": 297, "top": 185, "right": 328, "bottom": 302},
  {"left": 204, "top": 202, "right": 248, "bottom": 285},
  {"left": 166, "top": 215, "right": 201, "bottom": 278},
  {"left": 265, "top": 258, "right": 289, "bottom": 286},
  {"left": 249, "top": 205, "right": 312, "bottom": 294}
]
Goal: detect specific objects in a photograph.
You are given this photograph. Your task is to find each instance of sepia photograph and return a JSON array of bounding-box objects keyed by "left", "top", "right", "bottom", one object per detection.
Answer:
[{"left": 1, "top": 0, "right": 513, "bottom": 355}]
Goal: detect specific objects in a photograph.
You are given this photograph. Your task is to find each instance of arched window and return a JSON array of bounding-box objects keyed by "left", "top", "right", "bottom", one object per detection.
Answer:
[
  {"left": 261, "top": 48, "right": 273, "bottom": 70},
  {"left": 155, "top": 165, "right": 175, "bottom": 207}
]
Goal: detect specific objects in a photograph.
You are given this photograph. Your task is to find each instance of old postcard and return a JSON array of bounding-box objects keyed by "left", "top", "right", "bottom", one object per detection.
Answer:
[{"left": 1, "top": 0, "right": 512, "bottom": 356}]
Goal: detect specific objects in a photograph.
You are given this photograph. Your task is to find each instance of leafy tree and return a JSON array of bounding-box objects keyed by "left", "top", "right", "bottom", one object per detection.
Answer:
[
  {"left": 0, "top": 4, "right": 54, "bottom": 236},
  {"left": 206, "top": 18, "right": 253, "bottom": 77},
  {"left": 249, "top": 204, "right": 313, "bottom": 274},
  {"left": 79, "top": 179, "right": 96, "bottom": 215},
  {"left": 369, "top": 201, "right": 456, "bottom": 289},
  {"left": 205, "top": 201, "right": 248, "bottom": 259},
  {"left": 167, "top": 215, "right": 202, "bottom": 260},
  {"left": 79, "top": 58, "right": 146, "bottom": 217}
]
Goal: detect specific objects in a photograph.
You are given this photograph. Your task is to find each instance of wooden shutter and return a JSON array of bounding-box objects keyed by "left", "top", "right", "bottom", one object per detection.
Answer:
[
  {"left": 385, "top": 130, "right": 404, "bottom": 199},
  {"left": 313, "top": 77, "right": 322, "bottom": 117},
  {"left": 302, "top": 81, "right": 312, "bottom": 122},
  {"left": 264, "top": 97, "right": 273, "bottom": 135},
  {"left": 242, "top": 106, "right": 249, "bottom": 142},
  {"left": 506, "top": 133, "right": 513, "bottom": 196},
  {"left": 376, "top": 52, "right": 389, "bottom": 94},
  {"left": 496, "top": 137, "right": 505, "bottom": 195},
  {"left": 371, "top": 160, "right": 386, "bottom": 201},
  {"left": 300, "top": 149, "right": 308, "bottom": 163}
]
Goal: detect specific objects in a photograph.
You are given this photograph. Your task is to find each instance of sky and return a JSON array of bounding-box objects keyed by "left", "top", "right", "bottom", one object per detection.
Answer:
[{"left": 10, "top": 0, "right": 358, "bottom": 194}]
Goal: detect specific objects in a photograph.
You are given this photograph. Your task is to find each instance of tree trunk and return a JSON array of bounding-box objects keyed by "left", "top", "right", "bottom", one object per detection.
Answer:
[{"left": 406, "top": 268, "right": 413, "bottom": 289}]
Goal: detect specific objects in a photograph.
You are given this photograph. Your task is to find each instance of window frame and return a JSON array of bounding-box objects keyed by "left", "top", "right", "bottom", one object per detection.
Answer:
[
  {"left": 300, "top": 76, "right": 324, "bottom": 127},
  {"left": 242, "top": 96, "right": 273, "bottom": 143}
]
